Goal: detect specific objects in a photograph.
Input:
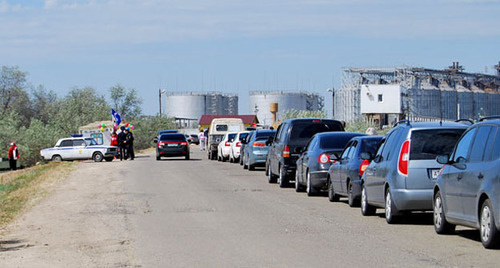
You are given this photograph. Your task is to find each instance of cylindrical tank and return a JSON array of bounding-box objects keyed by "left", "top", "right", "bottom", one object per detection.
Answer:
[
  {"left": 249, "top": 91, "right": 322, "bottom": 126},
  {"left": 164, "top": 93, "right": 206, "bottom": 119}
]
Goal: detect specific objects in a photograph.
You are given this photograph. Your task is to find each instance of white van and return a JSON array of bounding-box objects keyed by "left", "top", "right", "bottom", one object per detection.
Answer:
[{"left": 207, "top": 118, "right": 245, "bottom": 160}]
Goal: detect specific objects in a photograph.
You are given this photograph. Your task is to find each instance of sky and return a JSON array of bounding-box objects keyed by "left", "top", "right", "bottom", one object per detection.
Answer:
[{"left": 1, "top": 0, "right": 499, "bottom": 116}]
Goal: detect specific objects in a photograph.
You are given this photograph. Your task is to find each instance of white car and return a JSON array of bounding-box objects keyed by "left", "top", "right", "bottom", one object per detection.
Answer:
[
  {"left": 217, "top": 132, "right": 237, "bottom": 162},
  {"left": 229, "top": 131, "right": 249, "bottom": 163},
  {"left": 41, "top": 137, "right": 118, "bottom": 162}
]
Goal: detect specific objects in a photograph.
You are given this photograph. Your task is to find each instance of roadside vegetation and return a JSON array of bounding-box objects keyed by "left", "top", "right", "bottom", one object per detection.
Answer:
[
  {"left": 0, "top": 65, "right": 176, "bottom": 168},
  {"left": 0, "top": 162, "right": 77, "bottom": 228}
]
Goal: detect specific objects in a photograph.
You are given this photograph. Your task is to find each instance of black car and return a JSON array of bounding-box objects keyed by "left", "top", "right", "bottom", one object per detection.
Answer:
[
  {"left": 296, "top": 132, "right": 366, "bottom": 196},
  {"left": 266, "top": 118, "right": 345, "bottom": 188},
  {"left": 327, "top": 135, "right": 383, "bottom": 206},
  {"left": 155, "top": 133, "right": 190, "bottom": 160}
]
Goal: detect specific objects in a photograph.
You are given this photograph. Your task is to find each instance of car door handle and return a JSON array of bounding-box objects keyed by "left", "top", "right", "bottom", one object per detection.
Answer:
[{"left": 478, "top": 173, "right": 484, "bottom": 179}]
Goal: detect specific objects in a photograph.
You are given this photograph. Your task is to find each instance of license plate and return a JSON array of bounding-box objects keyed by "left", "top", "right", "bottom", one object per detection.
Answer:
[
  {"left": 431, "top": 169, "right": 440, "bottom": 179},
  {"left": 168, "top": 143, "right": 177, "bottom": 147}
]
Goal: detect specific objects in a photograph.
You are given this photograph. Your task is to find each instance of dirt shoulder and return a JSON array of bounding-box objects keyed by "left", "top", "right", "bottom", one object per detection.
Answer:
[{"left": 0, "top": 160, "right": 139, "bottom": 267}]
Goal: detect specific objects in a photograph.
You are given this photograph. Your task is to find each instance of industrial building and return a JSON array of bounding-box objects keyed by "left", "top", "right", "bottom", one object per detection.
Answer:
[
  {"left": 163, "top": 92, "right": 238, "bottom": 120},
  {"left": 249, "top": 91, "right": 324, "bottom": 126},
  {"left": 335, "top": 62, "right": 500, "bottom": 126}
]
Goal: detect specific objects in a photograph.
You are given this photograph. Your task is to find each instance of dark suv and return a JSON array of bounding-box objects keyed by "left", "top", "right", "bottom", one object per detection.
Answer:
[
  {"left": 266, "top": 118, "right": 344, "bottom": 188},
  {"left": 361, "top": 120, "right": 467, "bottom": 223},
  {"left": 433, "top": 117, "right": 500, "bottom": 248}
]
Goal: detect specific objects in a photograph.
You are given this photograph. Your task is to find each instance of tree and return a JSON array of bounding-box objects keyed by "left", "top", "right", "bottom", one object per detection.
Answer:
[
  {"left": 0, "top": 66, "right": 31, "bottom": 127},
  {"left": 30, "top": 85, "right": 58, "bottom": 124},
  {"left": 109, "top": 84, "right": 142, "bottom": 120}
]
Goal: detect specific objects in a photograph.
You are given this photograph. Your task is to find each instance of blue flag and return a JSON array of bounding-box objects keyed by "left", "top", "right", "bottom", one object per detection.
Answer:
[{"left": 111, "top": 109, "right": 121, "bottom": 125}]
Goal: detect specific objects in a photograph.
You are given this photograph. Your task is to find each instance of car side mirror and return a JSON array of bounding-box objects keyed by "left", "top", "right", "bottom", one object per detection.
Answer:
[
  {"left": 295, "top": 147, "right": 303, "bottom": 154},
  {"left": 360, "top": 152, "right": 373, "bottom": 160},
  {"left": 153, "top": 138, "right": 158, "bottom": 143},
  {"left": 436, "top": 154, "right": 449, "bottom": 165}
]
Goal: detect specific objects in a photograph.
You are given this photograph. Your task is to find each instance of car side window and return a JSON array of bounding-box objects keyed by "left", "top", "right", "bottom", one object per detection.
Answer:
[
  {"left": 485, "top": 127, "right": 500, "bottom": 161},
  {"left": 73, "top": 139, "right": 86, "bottom": 146},
  {"left": 452, "top": 127, "right": 477, "bottom": 163},
  {"left": 374, "top": 137, "right": 387, "bottom": 161},
  {"left": 60, "top": 140, "right": 73, "bottom": 147},
  {"left": 381, "top": 128, "right": 402, "bottom": 161},
  {"left": 275, "top": 124, "right": 284, "bottom": 143},
  {"left": 347, "top": 141, "right": 358, "bottom": 159},
  {"left": 469, "top": 126, "right": 493, "bottom": 162},
  {"left": 304, "top": 137, "right": 314, "bottom": 152},
  {"left": 340, "top": 142, "right": 353, "bottom": 160}
]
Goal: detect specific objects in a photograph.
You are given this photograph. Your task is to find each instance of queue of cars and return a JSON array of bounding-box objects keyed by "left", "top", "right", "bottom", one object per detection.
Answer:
[{"left": 208, "top": 117, "right": 500, "bottom": 249}]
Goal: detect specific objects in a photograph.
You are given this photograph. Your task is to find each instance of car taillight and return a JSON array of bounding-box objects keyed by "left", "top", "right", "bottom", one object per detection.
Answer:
[
  {"left": 225, "top": 141, "right": 231, "bottom": 146},
  {"left": 283, "top": 145, "right": 290, "bottom": 158},
  {"left": 236, "top": 142, "right": 241, "bottom": 147},
  {"left": 318, "top": 154, "right": 330, "bottom": 164},
  {"left": 253, "top": 141, "right": 265, "bottom": 147},
  {"left": 180, "top": 142, "right": 188, "bottom": 146},
  {"left": 398, "top": 140, "right": 410, "bottom": 176},
  {"left": 359, "top": 159, "right": 370, "bottom": 176}
]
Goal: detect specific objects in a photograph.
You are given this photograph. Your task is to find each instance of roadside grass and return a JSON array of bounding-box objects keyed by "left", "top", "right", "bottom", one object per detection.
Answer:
[{"left": 0, "top": 162, "right": 77, "bottom": 229}]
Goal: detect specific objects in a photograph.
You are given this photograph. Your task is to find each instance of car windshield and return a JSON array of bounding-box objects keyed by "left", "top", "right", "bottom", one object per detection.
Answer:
[
  {"left": 239, "top": 133, "right": 249, "bottom": 139},
  {"left": 255, "top": 131, "right": 275, "bottom": 140},
  {"left": 85, "top": 138, "right": 98, "bottom": 146},
  {"left": 410, "top": 129, "right": 465, "bottom": 160},
  {"left": 290, "top": 121, "right": 344, "bottom": 146},
  {"left": 361, "top": 138, "right": 382, "bottom": 155},
  {"left": 320, "top": 134, "right": 359, "bottom": 149},
  {"left": 160, "top": 134, "right": 186, "bottom": 141},
  {"left": 228, "top": 133, "right": 237, "bottom": 140}
]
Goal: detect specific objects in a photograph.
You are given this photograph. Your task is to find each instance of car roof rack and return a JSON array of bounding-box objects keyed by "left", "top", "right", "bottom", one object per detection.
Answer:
[
  {"left": 393, "top": 119, "right": 410, "bottom": 127},
  {"left": 479, "top": 116, "right": 500, "bottom": 122},
  {"left": 455, "top": 119, "right": 474, "bottom": 125}
]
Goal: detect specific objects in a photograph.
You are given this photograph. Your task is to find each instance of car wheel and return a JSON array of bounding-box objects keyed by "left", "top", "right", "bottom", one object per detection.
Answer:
[
  {"left": 248, "top": 162, "right": 255, "bottom": 171},
  {"left": 240, "top": 155, "right": 244, "bottom": 165},
  {"left": 347, "top": 181, "right": 359, "bottom": 207},
  {"left": 243, "top": 155, "right": 248, "bottom": 169},
  {"left": 229, "top": 156, "right": 233, "bottom": 163},
  {"left": 433, "top": 191, "right": 455, "bottom": 234},
  {"left": 328, "top": 178, "right": 339, "bottom": 202},
  {"left": 222, "top": 155, "right": 226, "bottom": 162},
  {"left": 268, "top": 164, "right": 277, "bottom": 184},
  {"left": 480, "top": 199, "right": 500, "bottom": 248},
  {"left": 93, "top": 152, "right": 104, "bottom": 162},
  {"left": 104, "top": 157, "right": 113, "bottom": 162},
  {"left": 361, "top": 184, "right": 376, "bottom": 216},
  {"left": 185, "top": 154, "right": 190, "bottom": 160},
  {"left": 52, "top": 155, "right": 63, "bottom": 161},
  {"left": 278, "top": 166, "right": 288, "bottom": 188},
  {"left": 156, "top": 156, "right": 161, "bottom": 161},
  {"left": 306, "top": 171, "right": 317, "bottom": 196},
  {"left": 295, "top": 171, "right": 304, "bottom": 192},
  {"left": 385, "top": 188, "right": 399, "bottom": 224}
]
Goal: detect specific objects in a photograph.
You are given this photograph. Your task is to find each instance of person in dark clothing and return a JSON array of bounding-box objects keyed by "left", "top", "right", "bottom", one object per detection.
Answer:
[
  {"left": 124, "top": 128, "right": 135, "bottom": 160},
  {"left": 8, "top": 142, "right": 19, "bottom": 170},
  {"left": 118, "top": 126, "right": 127, "bottom": 161}
]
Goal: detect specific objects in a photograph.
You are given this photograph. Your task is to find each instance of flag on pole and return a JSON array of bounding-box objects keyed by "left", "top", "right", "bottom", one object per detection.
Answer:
[{"left": 111, "top": 109, "right": 121, "bottom": 126}]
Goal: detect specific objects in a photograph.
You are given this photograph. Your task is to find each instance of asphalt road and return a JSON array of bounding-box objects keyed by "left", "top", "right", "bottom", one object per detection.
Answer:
[{"left": 2, "top": 148, "right": 500, "bottom": 267}]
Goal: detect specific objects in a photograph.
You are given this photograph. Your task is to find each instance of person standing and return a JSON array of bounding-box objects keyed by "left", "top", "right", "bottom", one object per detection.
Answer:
[
  {"left": 125, "top": 127, "right": 135, "bottom": 160},
  {"left": 8, "top": 142, "right": 19, "bottom": 170},
  {"left": 198, "top": 129, "right": 206, "bottom": 151},
  {"left": 118, "top": 126, "right": 127, "bottom": 161}
]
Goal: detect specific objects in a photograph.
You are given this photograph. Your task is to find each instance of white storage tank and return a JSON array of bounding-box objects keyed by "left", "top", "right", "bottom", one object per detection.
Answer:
[
  {"left": 249, "top": 91, "right": 323, "bottom": 125},
  {"left": 164, "top": 93, "right": 206, "bottom": 119}
]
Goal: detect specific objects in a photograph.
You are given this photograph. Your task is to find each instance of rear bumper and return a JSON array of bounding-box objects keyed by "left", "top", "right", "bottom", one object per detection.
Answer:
[
  {"left": 310, "top": 170, "right": 329, "bottom": 188},
  {"left": 392, "top": 188, "right": 433, "bottom": 211},
  {"left": 158, "top": 147, "right": 189, "bottom": 157}
]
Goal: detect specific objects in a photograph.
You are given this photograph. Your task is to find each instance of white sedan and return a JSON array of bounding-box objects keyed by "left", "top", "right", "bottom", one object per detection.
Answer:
[
  {"left": 217, "top": 132, "right": 237, "bottom": 162},
  {"left": 229, "top": 131, "right": 249, "bottom": 163},
  {"left": 41, "top": 137, "right": 118, "bottom": 162}
]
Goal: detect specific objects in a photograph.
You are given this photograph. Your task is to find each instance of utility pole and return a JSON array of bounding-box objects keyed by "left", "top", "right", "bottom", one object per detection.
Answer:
[{"left": 159, "top": 89, "right": 162, "bottom": 116}]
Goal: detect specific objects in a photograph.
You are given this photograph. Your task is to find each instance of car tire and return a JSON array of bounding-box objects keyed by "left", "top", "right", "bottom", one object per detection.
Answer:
[
  {"left": 185, "top": 154, "right": 190, "bottom": 160},
  {"left": 433, "top": 191, "right": 455, "bottom": 234},
  {"left": 240, "top": 155, "right": 244, "bottom": 166},
  {"left": 243, "top": 156, "right": 248, "bottom": 169},
  {"left": 156, "top": 155, "right": 161, "bottom": 161},
  {"left": 328, "top": 178, "right": 339, "bottom": 202},
  {"left": 347, "top": 181, "right": 359, "bottom": 207},
  {"left": 278, "top": 166, "right": 288, "bottom": 188},
  {"left": 385, "top": 188, "right": 399, "bottom": 224},
  {"left": 268, "top": 163, "right": 277, "bottom": 184},
  {"left": 306, "top": 171, "right": 317, "bottom": 196},
  {"left": 229, "top": 156, "right": 233, "bottom": 163},
  {"left": 222, "top": 155, "right": 226, "bottom": 162},
  {"left": 361, "top": 184, "right": 376, "bottom": 216},
  {"left": 93, "top": 152, "right": 104, "bottom": 162},
  {"left": 295, "top": 171, "right": 304, "bottom": 192},
  {"left": 480, "top": 199, "right": 500, "bottom": 249},
  {"left": 248, "top": 163, "right": 255, "bottom": 171},
  {"left": 104, "top": 157, "right": 113, "bottom": 162},
  {"left": 52, "top": 155, "right": 63, "bottom": 161}
]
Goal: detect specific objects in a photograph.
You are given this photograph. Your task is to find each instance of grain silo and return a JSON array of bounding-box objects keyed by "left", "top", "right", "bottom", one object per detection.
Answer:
[{"left": 249, "top": 91, "right": 324, "bottom": 126}]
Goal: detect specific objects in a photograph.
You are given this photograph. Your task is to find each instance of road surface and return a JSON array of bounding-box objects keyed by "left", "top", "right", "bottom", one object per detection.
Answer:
[{"left": 1, "top": 148, "right": 499, "bottom": 267}]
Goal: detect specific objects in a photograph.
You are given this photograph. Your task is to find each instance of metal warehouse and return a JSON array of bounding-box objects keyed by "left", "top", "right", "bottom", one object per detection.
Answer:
[{"left": 335, "top": 62, "right": 500, "bottom": 125}]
